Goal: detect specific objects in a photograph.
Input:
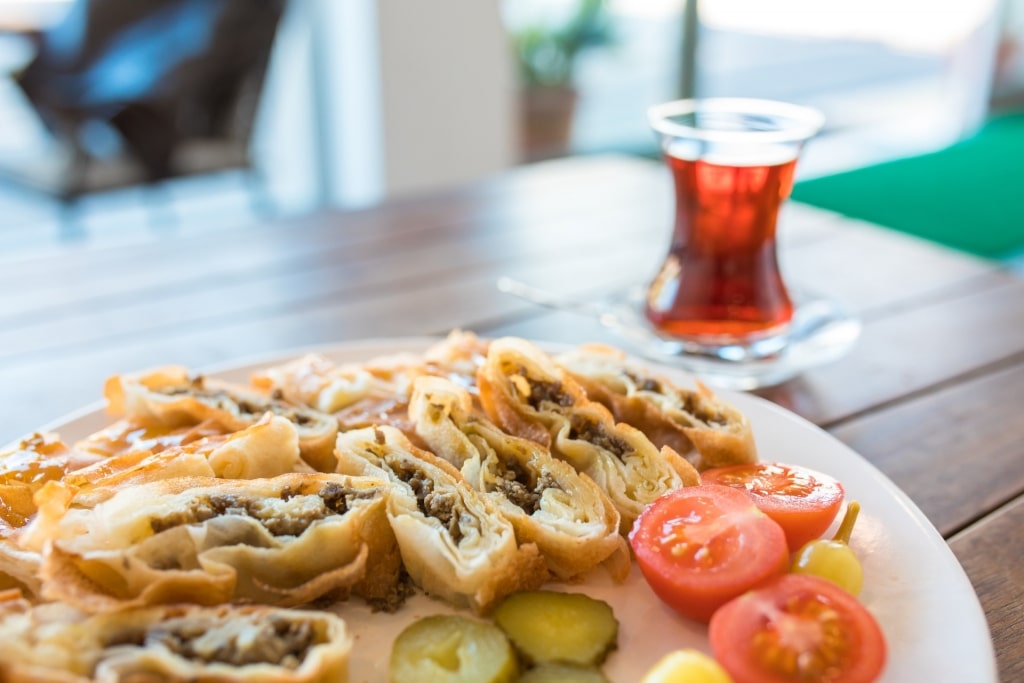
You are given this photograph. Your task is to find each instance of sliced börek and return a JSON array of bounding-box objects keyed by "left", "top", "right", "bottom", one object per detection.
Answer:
[
  {"left": 558, "top": 344, "right": 757, "bottom": 470},
  {"left": 253, "top": 352, "right": 434, "bottom": 445},
  {"left": 478, "top": 337, "right": 699, "bottom": 532},
  {"left": 0, "top": 595, "right": 351, "bottom": 683},
  {"left": 335, "top": 426, "right": 548, "bottom": 614},
  {"left": 74, "top": 418, "right": 227, "bottom": 459},
  {"left": 60, "top": 415, "right": 315, "bottom": 510},
  {"left": 0, "top": 434, "right": 103, "bottom": 597},
  {"left": 420, "top": 329, "right": 491, "bottom": 393},
  {"left": 409, "top": 376, "right": 628, "bottom": 581},
  {"left": 251, "top": 330, "right": 489, "bottom": 415},
  {"left": 105, "top": 366, "right": 338, "bottom": 472},
  {"left": 250, "top": 331, "right": 488, "bottom": 441},
  {"left": 27, "top": 473, "right": 399, "bottom": 611},
  {"left": 251, "top": 353, "right": 414, "bottom": 416}
]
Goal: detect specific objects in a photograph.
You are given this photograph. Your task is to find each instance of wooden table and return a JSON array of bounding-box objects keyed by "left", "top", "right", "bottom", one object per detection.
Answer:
[{"left": 2, "top": 155, "right": 1021, "bottom": 681}]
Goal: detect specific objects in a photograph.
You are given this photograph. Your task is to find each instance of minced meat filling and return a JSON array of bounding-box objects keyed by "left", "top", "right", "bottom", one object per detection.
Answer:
[
  {"left": 521, "top": 376, "right": 574, "bottom": 409},
  {"left": 623, "top": 371, "right": 729, "bottom": 425},
  {"left": 625, "top": 370, "right": 662, "bottom": 394},
  {"left": 148, "top": 483, "right": 371, "bottom": 537},
  {"left": 676, "top": 392, "right": 727, "bottom": 426},
  {"left": 366, "top": 568, "right": 417, "bottom": 614},
  {"left": 143, "top": 616, "right": 315, "bottom": 669},
  {"left": 317, "top": 481, "right": 377, "bottom": 513},
  {"left": 392, "top": 462, "right": 465, "bottom": 544},
  {"left": 639, "top": 378, "right": 661, "bottom": 392},
  {"left": 493, "top": 461, "right": 560, "bottom": 516},
  {"left": 238, "top": 397, "right": 316, "bottom": 426},
  {"left": 569, "top": 416, "right": 631, "bottom": 459},
  {"left": 159, "top": 384, "right": 317, "bottom": 426}
]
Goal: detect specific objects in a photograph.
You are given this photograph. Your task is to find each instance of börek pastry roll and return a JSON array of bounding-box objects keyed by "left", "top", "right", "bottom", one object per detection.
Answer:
[
  {"left": 0, "top": 595, "right": 351, "bottom": 683},
  {"left": 478, "top": 337, "right": 699, "bottom": 532},
  {"left": 409, "top": 376, "right": 628, "bottom": 581},
  {"left": 105, "top": 367, "right": 338, "bottom": 472},
  {"left": 28, "top": 473, "right": 398, "bottom": 611},
  {"left": 558, "top": 344, "right": 757, "bottom": 470},
  {"left": 335, "top": 425, "right": 547, "bottom": 614}
]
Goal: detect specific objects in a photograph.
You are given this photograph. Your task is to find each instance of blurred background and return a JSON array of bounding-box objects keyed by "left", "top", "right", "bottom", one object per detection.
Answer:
[{"left": 0, "top": 0, "right": 1021, "bottom": 261}]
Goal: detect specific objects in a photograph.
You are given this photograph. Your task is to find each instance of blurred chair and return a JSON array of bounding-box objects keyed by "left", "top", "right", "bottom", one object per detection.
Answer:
[{"left": 0, "top": 0, "right": 284, "bottom": 206}]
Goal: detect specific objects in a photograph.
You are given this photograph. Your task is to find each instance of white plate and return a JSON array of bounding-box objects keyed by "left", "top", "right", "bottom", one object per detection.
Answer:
[{"left": 40, "top": 338, "right": 997, "bottom": 683}]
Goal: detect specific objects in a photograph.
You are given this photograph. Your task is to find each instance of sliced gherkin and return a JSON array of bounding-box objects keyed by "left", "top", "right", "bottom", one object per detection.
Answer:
[
  {"left": 493, "top": 590, "right": 618, "bottom": 667},
  {"left": 390, "top": 615, "right": 518, "bottom": 683}
]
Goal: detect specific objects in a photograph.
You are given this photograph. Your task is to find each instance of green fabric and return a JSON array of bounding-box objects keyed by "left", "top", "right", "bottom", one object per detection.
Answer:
[{"left": 792, "top": 113, "right": 1024, "bottom": 260}]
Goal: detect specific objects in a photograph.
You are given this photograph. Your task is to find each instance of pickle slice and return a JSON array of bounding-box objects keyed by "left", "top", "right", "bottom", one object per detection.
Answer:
[
  {"left": 390, "top": 615, "right": 518, "bottom": 683},
  {"left": 520, "top": 663, "right": 611, "bottom": 683},
  {"left": 493, "top": 590, "right": 618, "bottom": 667}
]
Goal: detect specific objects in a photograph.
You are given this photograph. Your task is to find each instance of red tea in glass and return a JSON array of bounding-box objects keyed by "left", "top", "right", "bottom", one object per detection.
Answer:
[
  {"left": 645, "top": 99, "right": 823, "bottom": 346},
  {"left": 646, "top": 152, "right": 798, "bottom": 339}
]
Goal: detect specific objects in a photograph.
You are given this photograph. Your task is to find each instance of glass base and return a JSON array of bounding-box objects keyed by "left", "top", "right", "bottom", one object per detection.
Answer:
[{"left": 601, "top": 287, "right": 861, "bottom": 390}]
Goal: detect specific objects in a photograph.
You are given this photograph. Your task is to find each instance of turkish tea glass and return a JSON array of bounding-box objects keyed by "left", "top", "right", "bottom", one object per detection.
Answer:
[{"left": 645, "top": 98, "right": 824, "bottom": 356}]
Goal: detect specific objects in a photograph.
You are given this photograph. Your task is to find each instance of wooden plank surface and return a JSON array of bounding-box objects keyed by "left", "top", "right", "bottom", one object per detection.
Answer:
[
  {"left": 828, "top": 360, "right": 1024, "bottom": 536},
  {"left": 950, "top": 495, "right": 1024, "bottom": 683},
  {"left": 758, "top": 275, "right": 1024, "bottom": 426}
]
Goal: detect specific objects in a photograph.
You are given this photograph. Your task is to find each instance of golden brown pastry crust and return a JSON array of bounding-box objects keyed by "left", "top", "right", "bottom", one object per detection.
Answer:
[
  {"left": 104, "top": 367, "right": 339, "bottom": 472},
  {"left": 0, "top": 544, "right": 40, "bottom": 599},
  {"left": 558, "top": 344, "right": 757, "bottom": 471},
  {"left": 51, "top": 416, "right": 314, "bottom": 513},
  {"left": 29, "top": 473, "right": 399, "bottom": 611},
  {"left": 0, "top": 435, "right": 104, "bottom": 598},
  {"left": 409, "top": 376, "right": 629, "bottom": 581},
  {"left": 0, "top": 597, "right": 351, "bottom": 683},
  {"left": 477, "top": 337, "right": 699, "bottom": 532},
  {"left": 251, "top": 353, "right": 412, "bottom": 416},
  {"left": 335, "top": 425, "right": 548, "bottom": 614},
  {"left": 420, "top": 329, "right": 491, "bottom": 391},
  {"left": 251, "top": 331, "right": 489, "bottom": 445},
  {"left": 74, "top": 418, "right": 226, "bottom": 459}
]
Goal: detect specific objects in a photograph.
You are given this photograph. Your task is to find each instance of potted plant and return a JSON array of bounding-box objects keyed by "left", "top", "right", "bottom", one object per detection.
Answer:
[{"left": 510, "top": 0, "right": 614, "bottom": 161}]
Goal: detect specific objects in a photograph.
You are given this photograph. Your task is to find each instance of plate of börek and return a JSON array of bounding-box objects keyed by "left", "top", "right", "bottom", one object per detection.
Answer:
[{"left": 0, "top": 332, "right": 996, "bottom": 682}]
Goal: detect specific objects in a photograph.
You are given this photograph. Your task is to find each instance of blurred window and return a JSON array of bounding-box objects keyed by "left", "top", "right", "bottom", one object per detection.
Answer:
[{"left": 513, "top": 0, "right": 1003, "bottom": 176}]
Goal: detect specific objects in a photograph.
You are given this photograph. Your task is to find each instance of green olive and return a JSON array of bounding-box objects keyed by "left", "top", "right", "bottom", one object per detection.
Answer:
[
  {"left": 390, "top": 615, "right": 518, "bottom": 683},
  {"left": 791, "top": 501, "right": 864, "bottom": 595}
]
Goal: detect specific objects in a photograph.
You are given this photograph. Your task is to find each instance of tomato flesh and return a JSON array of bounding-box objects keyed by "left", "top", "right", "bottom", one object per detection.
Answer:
[
  {"left": 629, "top": 484, "right": 789, "bottom": 623},
  {"left": 702, "top": 463, "right": 845, "bottom": 551},
  {"left": 709, "top": 574, "right": 886, "bottom": 683}
]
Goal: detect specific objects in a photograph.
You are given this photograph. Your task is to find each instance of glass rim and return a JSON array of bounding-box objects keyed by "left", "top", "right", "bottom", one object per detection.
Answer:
[{"left": 648, "top": 97, "right": 825, "bottom": 144}]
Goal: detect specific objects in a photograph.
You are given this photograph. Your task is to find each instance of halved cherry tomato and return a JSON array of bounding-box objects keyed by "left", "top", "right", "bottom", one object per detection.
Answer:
[
  {"left": 702, "top": 463, "right": 844, "bottom": 552},
  {"left": 629, "top": 484, "right": 789, "bottom": 623},
  {"left": 709, "top": 574, "right": 886, "bottom": 683}
]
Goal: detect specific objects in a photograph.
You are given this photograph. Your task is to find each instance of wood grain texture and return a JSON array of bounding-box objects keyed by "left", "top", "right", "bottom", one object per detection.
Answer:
[
  {"left": 950, "top": 495, "right": 1024, "bottom": 683},
  {"left": 758, "top": 276, "right": 1024, "bottom": 425},
  {"left": 828, "top": 360, "right": 1024, "bottom": 535}
]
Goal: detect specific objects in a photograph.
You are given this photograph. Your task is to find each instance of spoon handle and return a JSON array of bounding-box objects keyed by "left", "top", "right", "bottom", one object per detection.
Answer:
[{"left": 496, "top": 277, "right": 608, "bottom": 317}]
